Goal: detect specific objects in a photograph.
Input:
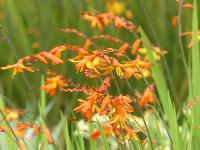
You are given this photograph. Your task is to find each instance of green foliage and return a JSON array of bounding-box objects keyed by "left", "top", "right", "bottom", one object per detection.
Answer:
[
  {"left": 141, "top": 28, "right": 182, "bottom": 150},
  {"left": 191, "top": 0, "right": 200, "bottom": 148},
  {"left": 0, "top": 0, "right": 200, "bottom": 149}
]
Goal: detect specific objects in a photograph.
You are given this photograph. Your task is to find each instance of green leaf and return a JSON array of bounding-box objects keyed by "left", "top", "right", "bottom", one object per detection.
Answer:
[
  {"left": 89, "top": 123, "right": 97, "bottom": 150},
  {"left": 60, "top": 112, "right": 74, "bottom": 150},
  {"left": 191, "top": 0, "right": 200, "bottom": 148},
  {"left": 140, "top": 28, "right": 182, "bottom": 150},
  {"left": 96, "top": 120, "right": 110, "bottom": 150}
]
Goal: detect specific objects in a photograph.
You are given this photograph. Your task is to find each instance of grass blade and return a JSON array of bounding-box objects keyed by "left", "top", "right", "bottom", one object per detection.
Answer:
[
  {"left": 96, "top": 120, "right": 110, "bottom": 150},
  {"left": 191, "top": 0, "right": 200, "bottom": 148},
  {"left": 140, "top": 28, "right": 182, "bottom": 150},
  {"left": 60, "top": 112, "right": 74, "bottom": 150}
]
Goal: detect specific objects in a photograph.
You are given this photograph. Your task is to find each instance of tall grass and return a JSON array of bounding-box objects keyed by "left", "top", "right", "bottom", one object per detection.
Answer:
[
  {"left": 191, "top": 0, "right": 200, "bottom": 149},
  {"left": 0, "top": 0, "right": 200, "bottom": 149}
]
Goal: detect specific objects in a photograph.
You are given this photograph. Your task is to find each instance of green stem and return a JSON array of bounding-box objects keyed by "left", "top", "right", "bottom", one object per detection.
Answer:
[{"left": 125, "top": 80, "right": 154, "bottom": 150}]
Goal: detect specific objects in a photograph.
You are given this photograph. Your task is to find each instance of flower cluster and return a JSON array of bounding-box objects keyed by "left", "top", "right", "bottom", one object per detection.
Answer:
[
  {"left": 0, "top": 13, "right": 165, "bottom": 147},
  {"left": 0, "top": 108, "right": 52, "bottom": 150}
]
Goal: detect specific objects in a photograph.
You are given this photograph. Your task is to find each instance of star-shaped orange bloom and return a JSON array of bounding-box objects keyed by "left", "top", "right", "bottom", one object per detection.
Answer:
[
  {"left": 70, "top": 53, "right": 116, "bottom": 78},
  {"left": 98, "top": 96, "right": 113, "bottom": 115},
  {"left": 82, "top": 13, "right": 112, "bottom": 31},
  {"left": 40, "top": 72, "right": 69, "bottom": 96},
  {"left": 139, "top": 84, "right": 156, "bottom": 108},
  {"left": 1, "top": 59, "right": 35, "bottom": 78},
  {"left": 74, "top": 92, "right": 98, "bottom": 120},
  {"left": 109, "top": 96, "right": 134, "bottom": 127}
]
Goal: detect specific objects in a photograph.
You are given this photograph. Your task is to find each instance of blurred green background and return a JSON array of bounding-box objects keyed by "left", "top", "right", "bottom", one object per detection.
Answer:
[{"left": 0, "top": 0, "right": 196, "bottom": 126}]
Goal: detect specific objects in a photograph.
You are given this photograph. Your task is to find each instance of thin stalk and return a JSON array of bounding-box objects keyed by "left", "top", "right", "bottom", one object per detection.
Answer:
[
  {"left": 124, "top": 53, "right": 173, "bottom": 144},
  {"left": 139, "top": 110, "right": 154, "bottom": 149},
  {"left": 136, "top": 0, "right": 160, "bottom": 45},
  {"left": 146, "top": 104, "right": 173, "bottom": 144},
  {"left": 0, "top": 26, "right": 31, "bottom": 89},
  {"left": 125, "top": 80, "right": 154, "bottom": 150},
  {"left": 136, "top": 0, "right": 178, "bottom": 101},
  {"left": 22, "top": 138, "right": 30, "bottom": 150},
  {"left": 0, "top": 110, "right": 20, "bottom": 147},
  {"left": 0, "top": 25, "right": 38, "bottom": 101},
  {"left": 177, "top": 0, "right": 188, "bottom": 74},
  {"left": 130, "top": 115, "right": 147, "bottom": 135},
  {"left": 135, "top": 67, "right": 173, "bottom": 144}
]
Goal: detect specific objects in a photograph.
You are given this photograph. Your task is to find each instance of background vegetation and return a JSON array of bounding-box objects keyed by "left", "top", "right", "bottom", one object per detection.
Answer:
[{"left": 0, "top": 0, "right": 199, "bottom": 149}]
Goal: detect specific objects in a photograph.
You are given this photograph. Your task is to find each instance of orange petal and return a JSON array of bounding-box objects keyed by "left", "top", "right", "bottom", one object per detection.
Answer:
[
  {"left": 83, "top": 39, "right": 92, "bottom": 50},
  {"left": 91, "top": 129, "right": 100, "bottom": 140},
  {"left": 171, "top": 16, "right": 178, "bottom": 28},
  {"left": 131, "top": 39, "right": 141, "bottom": 55},
  {"left": 44, "top": 126, "right": 53, "bottom": 144},
  {"left": 182, "top": 3, "right": 193, "bottom": 9}
]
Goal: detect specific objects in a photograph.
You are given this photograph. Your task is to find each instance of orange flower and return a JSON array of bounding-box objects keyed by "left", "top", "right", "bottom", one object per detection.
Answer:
[
  {"left": 83, "top": 39, "right": 92, "bottom": 50},
  {"left": 35, "top": 51, "right": 64, "bottom": 65},
  {"left": 82, "top": 12, "right": 137, "bottom": 32},
  {"left": 74, "top": 92, "right": 98, "bottom": 120},
  {"left": 99, "top": 96, "right": 112, "bottom": 115},
  {"left": 3, "top": 108, "right": 24, "bottom": 121},
  {"left": 114, "top": 125, "right": 139, "bottom": 141},
  {"left": 115, "top": 64, "right": 125, "bottom": 78},
  {"left": 13, "top": 122, "right": 31, "bottom": 139},
  {"left": 83, "top": 13, "right": 103, "bottom": 30},
  {"left": 40, "top": 72, "right": 69, "bottom": 96},
  {"left": 123, "top": 126, "right": 137, "bottom": 140},
  {"left": 115, "top": 58, "right": 152, "bottom": 79},
  {"left": 91, "top": 129, "right": 100, "bottom": 140},
  {"left": 109, "top": 96, "right": 134, "bottom": 127},
  {"left": 91, "top": 124, "right": 113, "bottom": 140},
  {"left": 31, "top": 124, "right": 52, "bottom": 144},
  {"left": 113, "top": 16, "right": 137, "bottom": 32},
  {"left": 1, "top": 59, "right": 35, "bottom": 78},
  {"left": 0, "top": 126, "right": 7, "bottom": 132},
  {"left": 66, "top": 45, "right": 89, "bottom": 55},
  {"left": 91, "top": 123, "right": 139, "bottom": 141},
  {"left": 71, "top": 55, "right": 97, "bottom": 72},
  {"left": 70, "top": 53, "right": 116, "bottom": 78},
  {"left": 82, "top": 13, "right": 112, "bottom": 31},
  {"left": 114, "top": 43, "right": 129, "bottom": 58},
  {"left": 118, "top": 96, "right": 135, "bottom": 111},
  {"left": 114, "top": 16, "right": 127, "bottom": 30},
  {"left": 131, "top": 39, "right": 141, "bottom": 55},
  {"left": 137, "top": 47, "right": 167, "bottom": 61},
  {"left": 50, "top": 45, "right": 68, "bottom": 58},
  {"left": 139, "top": 84, "right": 156, "bottom": 108},
  {"left": 98, "top": 77, "right": 111, "bottom": 92}
]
